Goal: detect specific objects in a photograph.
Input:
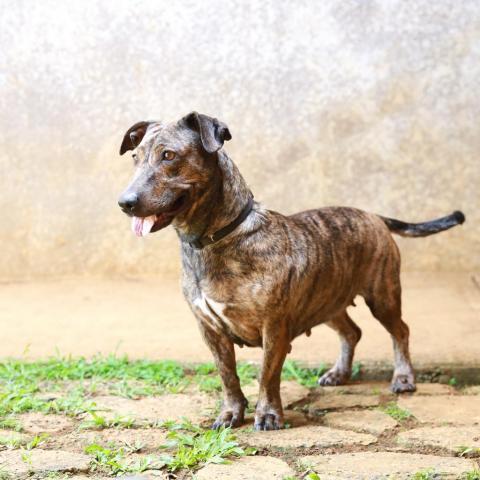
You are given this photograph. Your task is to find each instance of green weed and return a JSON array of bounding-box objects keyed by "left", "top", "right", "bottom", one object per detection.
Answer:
[
  {"left": 85, "top": 443, "right": 158, "bottom": 475},
  {"left": 449, "top": 377, "right": 458, "bottom": 386},
  {"left": 192, "top": 361, "right": 258, "bottom": 393},
  {"left": 0, "top": 435, "right": 24, "bottom": 450},
  {"left": 351, "top": 361, "right": 362, "bottom": 380},
  {"left": 412, "top": 468, "right": 436, "bottom": 479},
  {"left": 159, "top": 421, "right": 253, "bottom": 471},
  {"left": 380, "top": 402, "right": 412, "bottom": 422},
  {"left": 458, "top": 445, "right": 480, "bottom": 457},
  {"left": 464, "top": 469, "right": 480, "bottom": 480},
  {"left": 0, "top": 417, "right": 22, "bottom": 432},
  {"left": 281, "top": 360, "right": 327, "bottom": 388},
  {"left": 80, "top": 412, "right": 134, "bottom": 430},
  {"left": 25, "top": 433, "right": 49, "bottom": 450}
]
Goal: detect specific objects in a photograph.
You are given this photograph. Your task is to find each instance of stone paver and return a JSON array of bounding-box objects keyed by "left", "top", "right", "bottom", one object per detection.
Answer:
[
  {"left": 50, "top": 428, "right": 169, "bottom": 453},
  {"left": 196, "top": 455, "right": 295, "bottom": 479},
  {"left": 309, "top": 394, "right": 380, "bottom": 413},
  {"left": 19, "top": 412, "right": 74, "bottom": 434},
  {"left": 318, "top": 382, "right": 393, "bottom": 396},
  {"left": 323, "top": 409, "right": 397, "bottom": 435},
  {"left": 0, "top": 449, "right": 90, "bottom": 475},
  {"left": 318, "top": 382, "right": 455, "bottom": 397},
  {"left": 398, "top": 425, "right": 480, "bottom": 454},
  {"left": 240, "top": 424, "right": 376, "bottom": 449},
  {"left": 300, "top": 452, "right": 476, "bottom": 479},
  {"left": 414, "top": 383, "right": 457, "bottom": 395},
  {"left": 243, "top": 380, "right": 310, "bottom": 407},
  {"left": 398, "top": 395, "right": 480, "bottom": 424},
  {"left": 90, "top": 393, "right": 212, "bottom": 424}
]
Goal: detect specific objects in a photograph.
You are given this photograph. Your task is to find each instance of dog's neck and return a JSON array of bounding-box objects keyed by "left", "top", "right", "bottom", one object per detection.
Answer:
[{"left": 173, "top": 150, "right": 252, "bottom": 245}]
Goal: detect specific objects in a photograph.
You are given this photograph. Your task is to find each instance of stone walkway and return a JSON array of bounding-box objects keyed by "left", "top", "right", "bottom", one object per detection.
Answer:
[{"left": 0, "top": 380, "right": 479, "bottom": 479}]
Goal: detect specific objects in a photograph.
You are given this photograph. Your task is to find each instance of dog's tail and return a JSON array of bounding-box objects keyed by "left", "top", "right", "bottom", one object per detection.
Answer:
[{"left": 380, "top": 210, "right": 465, "bottom": 237}]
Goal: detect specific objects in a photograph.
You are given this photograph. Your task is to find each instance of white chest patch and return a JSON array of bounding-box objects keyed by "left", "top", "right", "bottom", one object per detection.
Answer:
[{"left": 193, "top": 292, "right": 232, "bottom": 332}]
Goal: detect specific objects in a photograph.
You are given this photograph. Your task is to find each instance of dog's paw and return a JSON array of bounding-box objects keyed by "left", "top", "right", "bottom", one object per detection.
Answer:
[
  {"left": 318, "top": 368, "right": 349, "bottom": 386},
  {"left": 391, "top": 374, "right": 416, "bottom": 393},
  {"left": 211, "top": 408, "right": 244, "bottom": 429},
  {"left": 254, "top": 410, "right": 284, "bottom": 431}
]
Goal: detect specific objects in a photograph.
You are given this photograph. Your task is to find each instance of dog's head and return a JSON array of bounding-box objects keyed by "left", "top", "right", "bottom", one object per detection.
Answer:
[{"left": 118, "top": 112, "right": 231, "bottom": 236}]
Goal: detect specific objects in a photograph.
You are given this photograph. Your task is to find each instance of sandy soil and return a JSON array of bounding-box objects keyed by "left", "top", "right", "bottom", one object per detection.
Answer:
[{"left": 0, "top": 272, "right": 479, "bottom": 365}]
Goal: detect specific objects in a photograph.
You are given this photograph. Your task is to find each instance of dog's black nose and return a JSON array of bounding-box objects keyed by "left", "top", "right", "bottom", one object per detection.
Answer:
[{"left": 118, "top": 192, "right": 139, "bottom": 212}]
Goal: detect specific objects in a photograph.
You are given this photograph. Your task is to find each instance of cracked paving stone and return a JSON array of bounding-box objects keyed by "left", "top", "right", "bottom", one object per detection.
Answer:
[
  {"left": 89, "top": 393, "right": 212, "bottom": 425},
  {"left": 18, "top": 412, "right": 74, "bottom": 434},
  {"left": 0, "top": 449, "right": 90, "bottom": 475},
  {"left": 300, "top": 451, "right": 476, "bottom": 479},
  {"left": 398, "top": 425, "right": 480, "bottom": 453},
  {"left": 309, "top": 394, "right": 380, "bottom": 413},
  {"left": 243, "top": 380, "right": 310, "bottom": 407},
  {"left": 195, "top": 455, "right": 295, "bottom": 479},
  {"left": 323, "top": 409, "right": 397, "bottom": 435},
  {"left": 398, "top": 395, "right": 480, "bottom": 424},
  {"left": 240, "top": 424, "right": 376, "bottom": 449}
]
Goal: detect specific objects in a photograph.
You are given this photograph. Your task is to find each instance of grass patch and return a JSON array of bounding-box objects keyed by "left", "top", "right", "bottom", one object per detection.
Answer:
[
  {"left": 281, "top": 360, "right": 327, "bottom": 388},
  {"left": 0, "top": 355, "right": 185, "bottom": 386},
  {"left": 0, "top": 355, "right": 187, "bottom": 419},
  {"left": 193, "top": 361, "right": 258, "bottom": 393},
  {"left": 80, "top": 412, "right": 135, "bottom": 430},
  {"left": 412, "top": 468, "right": 436, "bottom": 479},
  {"left": 159, "top": 420, "right": 254, "bottom": 472},
  {"left": 0, "top": 417, "right": 22, "bottom": 432},
  {"left": 86, "top": 443, "right": 157, "bottom": 475},
  {"left": 380, "top": 402, "right": 412, "bottom": 422},
  {"left": 464, "top": 470, "right": 480, "bottom": 480},
  {"left": 0, "top": 432, "right": 49, "bottom": 451}
]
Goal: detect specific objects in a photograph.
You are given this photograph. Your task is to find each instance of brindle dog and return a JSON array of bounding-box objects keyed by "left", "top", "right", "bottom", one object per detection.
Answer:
[{"left": 118, "top": 112, "right": 465, "bottom": 431}]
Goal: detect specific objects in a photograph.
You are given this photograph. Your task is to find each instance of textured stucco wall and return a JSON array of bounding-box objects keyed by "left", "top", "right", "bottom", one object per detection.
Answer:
[{"left": 0, "top": 0, "right": 478, "bottom": 280}]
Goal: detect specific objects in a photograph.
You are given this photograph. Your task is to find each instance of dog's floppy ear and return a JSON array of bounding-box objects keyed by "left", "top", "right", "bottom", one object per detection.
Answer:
[
  {"left": 182, "top": 111, "right": 232, "bottom": 154},
  {"left": 119, "top": 121, "right": 153, "bottom": 155}
]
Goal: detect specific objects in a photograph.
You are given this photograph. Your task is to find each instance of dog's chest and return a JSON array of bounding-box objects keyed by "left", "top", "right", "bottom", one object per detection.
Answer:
[
  {"left": 191, "top": 289, "right": 262, "bottom": 347},
  {"left": 193, "top": 292, "right": 231, "bottom": 331}
]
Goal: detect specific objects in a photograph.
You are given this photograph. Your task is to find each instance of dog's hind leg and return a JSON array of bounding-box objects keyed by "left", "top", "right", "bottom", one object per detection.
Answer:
[
  {"left": 318, "top": 312, "right": 362, "bottom": 386},
  {"left": 365, "top": 263, "right": 416, "bottom": 393}
]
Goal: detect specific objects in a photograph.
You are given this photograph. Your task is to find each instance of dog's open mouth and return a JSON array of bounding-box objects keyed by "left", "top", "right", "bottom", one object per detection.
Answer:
[{"left": 131, "top": 195, "right": 187, "bottom": 237}]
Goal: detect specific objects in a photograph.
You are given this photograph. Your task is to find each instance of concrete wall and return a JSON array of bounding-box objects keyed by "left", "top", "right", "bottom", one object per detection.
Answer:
[{"left": 1, "top": 0, "right": 478, "bottom": 280}]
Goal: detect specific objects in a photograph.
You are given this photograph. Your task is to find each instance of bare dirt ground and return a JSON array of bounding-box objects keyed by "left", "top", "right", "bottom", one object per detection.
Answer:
[{"left": 0, "top": 272, "right": 479, "bottom": 366}]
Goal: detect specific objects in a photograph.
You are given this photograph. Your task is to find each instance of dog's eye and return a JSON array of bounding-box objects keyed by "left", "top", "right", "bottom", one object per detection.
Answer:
[
  {"left": 162, "top": 150, "right": 176, "bottom": 161},
  {"left": 132, "top": 153, "right": 138, "bottom": 163}
]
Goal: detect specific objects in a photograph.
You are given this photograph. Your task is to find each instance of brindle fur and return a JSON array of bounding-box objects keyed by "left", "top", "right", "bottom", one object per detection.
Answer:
[{"left": 118, "top": 112, "right": 465, "bottom": 431}]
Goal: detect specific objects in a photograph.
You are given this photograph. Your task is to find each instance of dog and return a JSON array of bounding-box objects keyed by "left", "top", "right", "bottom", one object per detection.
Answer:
[{"left": 118, "top": 112, "right": 465, "bottom": 431}]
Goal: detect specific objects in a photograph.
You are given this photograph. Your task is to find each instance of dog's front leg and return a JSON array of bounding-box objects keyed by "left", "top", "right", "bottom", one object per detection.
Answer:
[
  {"left": 255, "top": 321, "right": 290, "bottom": 431},
  {"left": 196, "top": 318, "right": 247, "bottom": 429}
]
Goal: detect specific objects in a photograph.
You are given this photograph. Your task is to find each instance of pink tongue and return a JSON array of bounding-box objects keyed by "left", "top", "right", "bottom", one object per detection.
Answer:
[{"left": 131, "top": 215, "right": 157, "bottom": 237}]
